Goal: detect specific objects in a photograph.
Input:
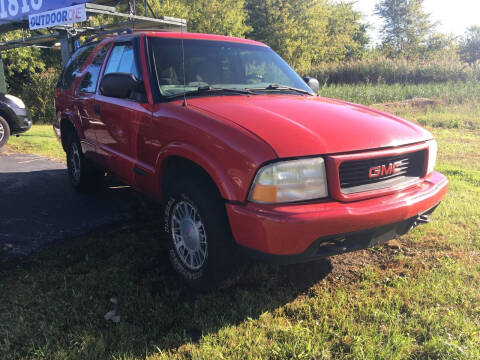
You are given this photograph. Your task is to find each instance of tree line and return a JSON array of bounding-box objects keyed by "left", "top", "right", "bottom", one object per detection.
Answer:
[
  {"left": 1, "top": 0, "right": 479, "bottom": 122},
  {"left": 3, "top": 0, "right": 480, "bottom": 85},
  {"left": 131, "top": 0, "right": 480, "bottom": 67}
]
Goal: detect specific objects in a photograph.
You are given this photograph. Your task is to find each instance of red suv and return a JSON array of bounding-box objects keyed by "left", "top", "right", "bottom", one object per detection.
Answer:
[{"left": 54, "top": 31, "right": 448, "bottom": 290}]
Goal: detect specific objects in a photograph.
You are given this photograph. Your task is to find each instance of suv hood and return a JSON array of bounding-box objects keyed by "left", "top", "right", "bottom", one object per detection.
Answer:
[{"left": 187, "top": 95, "right": 432, "bottom": 158}]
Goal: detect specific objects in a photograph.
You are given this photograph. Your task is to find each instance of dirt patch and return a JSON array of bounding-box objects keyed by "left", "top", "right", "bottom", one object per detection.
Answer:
[
  {"left": 318, "top": 237, "right": 457, "bottom": 289},
  {"left": 373, "top": 98, "right": 444, "bottom": 111},
  {"left": 0, "top": 148, "right": 16, "bottom": 156}
]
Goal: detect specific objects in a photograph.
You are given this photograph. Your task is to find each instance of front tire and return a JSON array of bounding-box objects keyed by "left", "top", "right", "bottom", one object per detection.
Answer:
[
  {"left": 0, "top": 116, "right": 11, "bottom": 148},
  {"left": 164, "top": 177, "right": 239, "bottom": 291},
  {"left": 66, "top": 133, "right": 104, "bottom": 193}
]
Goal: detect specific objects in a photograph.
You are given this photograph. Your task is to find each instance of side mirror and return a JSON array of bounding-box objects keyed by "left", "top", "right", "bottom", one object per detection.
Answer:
[
  {"left": 100, "top": 73, "right": 143, "bottom": 99},
  {"left": 303, "top": 76, "right": 319, "bottom": 94}
]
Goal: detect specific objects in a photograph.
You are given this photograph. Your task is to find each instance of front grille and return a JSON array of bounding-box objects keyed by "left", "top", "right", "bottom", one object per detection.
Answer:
[{"left": 339, "top": 150, "right": 426, "bottom": 194}]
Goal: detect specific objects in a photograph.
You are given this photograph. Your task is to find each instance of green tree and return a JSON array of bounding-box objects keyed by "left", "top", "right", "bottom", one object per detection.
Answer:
[
  {"left": 245, "top": 0, "right": 306, "bottom": 66},
  {"left": 375, "top": 0, "right": 436, "bottom": 58},
  {"left": 186, "top": 0, "right": 251, "bottom": 36},
  {"left": 21, "top": 68, "right": 58, "bottom": 123},
  {"left": 246, "top": 0, "right": 368, "bottom": 68},
  {"left": 325, "top": 2, "right": 369, "bottom": 62},
  {"left": 1, "top": 31, "right": 46, "bottom": 95},
  {"left": 424, "top": 32, "right": 458, "bottom": 61},
  {"left": 459, "top": 26, "right": 480, "bottom": 63},
  {"left": 132, "top": 0, "right": 250, "bottom": 37}
]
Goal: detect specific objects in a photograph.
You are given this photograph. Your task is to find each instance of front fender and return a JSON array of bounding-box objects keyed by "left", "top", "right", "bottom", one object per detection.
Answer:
[
  {"left": 0, "top": 100, "right": 20, "bottom": 130},
  {"left": 57, "top": 107, "right": 84, "bottom": 150},
  {"left": 155, "top": 142, "right": 237, "bottom": 201}
]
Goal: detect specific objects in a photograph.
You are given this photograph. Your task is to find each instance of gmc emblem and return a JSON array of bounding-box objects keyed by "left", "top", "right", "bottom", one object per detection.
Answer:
[{"left": 369, "top": 161, "right": 403, "bottom": 178}]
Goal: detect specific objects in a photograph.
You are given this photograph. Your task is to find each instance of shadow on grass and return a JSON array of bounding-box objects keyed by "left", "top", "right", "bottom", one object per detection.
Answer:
[{"left": 0, "top": 200, "right": 332, "bottom": 359}]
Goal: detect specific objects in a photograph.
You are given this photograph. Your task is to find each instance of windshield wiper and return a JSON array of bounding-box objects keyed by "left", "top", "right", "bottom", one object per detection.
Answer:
[
  {"left": 247, "top": 84, "right": 313, "bottom": 95},
  {"left": 166, "top": 86, "right": 256, "bottom": 99}
]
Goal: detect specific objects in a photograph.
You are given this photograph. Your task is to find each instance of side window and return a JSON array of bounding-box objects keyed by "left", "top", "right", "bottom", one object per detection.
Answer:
[
  {"left": 79, "top": 44, "right": 111, "bottom": 93},
  {"left": 57, "top": 44, "right": 96, "bottom": 89},
  {"left": 104, "top": 43, "right": 140, "bottom": 79},
  {"left": 102, "top": 42, "right": 146, "bottom": 102}
]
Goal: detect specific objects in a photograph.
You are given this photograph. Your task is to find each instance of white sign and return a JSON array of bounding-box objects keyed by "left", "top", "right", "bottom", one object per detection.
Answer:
[{"left": 29, "top": 4, "right": 86, "bottom": 30}]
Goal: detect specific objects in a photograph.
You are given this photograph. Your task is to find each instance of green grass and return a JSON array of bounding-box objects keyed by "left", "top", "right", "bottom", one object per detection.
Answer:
[
  {"left": 6, "top": 124, "right": 65, "bottom": 162},
  {"left": 319, "top": 81, "right": 480, "bottom": 106},
  {"left": 1, "top": 84, "right": 480, "bottom": 359},
  {"left": 375, "top": 101, "right": 480, "bottom": 131}
]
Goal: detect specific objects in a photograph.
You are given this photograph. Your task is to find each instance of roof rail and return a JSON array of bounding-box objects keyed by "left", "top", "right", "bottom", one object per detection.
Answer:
[
  {"left": 85, "top": 28, "right": 133, "bottom": 44},
  {"left": 130, "top": 29, "right": 177, "bottom": 33}
]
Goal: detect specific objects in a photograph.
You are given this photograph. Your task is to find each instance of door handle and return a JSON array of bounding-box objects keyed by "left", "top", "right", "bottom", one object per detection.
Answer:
[{"left": 94, "top": 103, "right": 100, "bottom": 115}]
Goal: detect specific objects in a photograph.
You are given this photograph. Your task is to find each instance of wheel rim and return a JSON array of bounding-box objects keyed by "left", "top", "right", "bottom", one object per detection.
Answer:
[
  {"left": 0, "top": 122, "right": 4, "bottom": 143},
  {"left": 171, "top": 200, "right": 208, "bottom": 271},
  {"left": 69, "top": 142, "right": 81, "bottom": 183}
]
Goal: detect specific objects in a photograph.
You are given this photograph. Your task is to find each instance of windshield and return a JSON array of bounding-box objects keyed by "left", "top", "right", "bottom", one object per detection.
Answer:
[{"left": 148, "top": 37, "right": 314, "bottom": 98}]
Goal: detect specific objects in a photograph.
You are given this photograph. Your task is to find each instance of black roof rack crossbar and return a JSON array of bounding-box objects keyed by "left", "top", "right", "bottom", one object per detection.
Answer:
[{"left": 85, "top": 28, "right": 133, "bottom": 44}]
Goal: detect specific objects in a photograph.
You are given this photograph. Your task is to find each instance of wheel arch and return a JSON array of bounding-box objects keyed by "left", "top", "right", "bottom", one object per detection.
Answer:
[
  {"left": 0, "top": 105, "right": 16, "bottom": 130},
  {"left": 59, "top": 117, "right": 78, "bottom": 151},
  {"left": 157, "top": 144, "right": 236, "bottom": 201}
]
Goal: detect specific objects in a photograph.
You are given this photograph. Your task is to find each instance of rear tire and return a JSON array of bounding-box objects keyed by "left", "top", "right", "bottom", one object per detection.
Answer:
[
  {"left": 0, "top": 116, "right": 10, "bottom": 148},
  {"left": 66, "top": 133, "right": 104, "bottom": 193},
  {"left": 164, "top": 176, "right": 240, "bottom": 291}
]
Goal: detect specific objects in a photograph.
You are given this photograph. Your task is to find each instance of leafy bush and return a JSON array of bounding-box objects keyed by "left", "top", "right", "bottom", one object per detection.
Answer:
[
  {"left": 302, "top": 57, "right": 480, "bottom": 85},
  {"left": 20, "top": 68, "right": 58, "bottom": 124}
]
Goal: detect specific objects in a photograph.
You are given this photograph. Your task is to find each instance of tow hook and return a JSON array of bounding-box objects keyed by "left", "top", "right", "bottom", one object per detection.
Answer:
[
  {"left": 413, "top": 214, "right": 430, "bottom": 228},
  {"left": 407, "top": 213, "right": 431, "bottom": 232}
]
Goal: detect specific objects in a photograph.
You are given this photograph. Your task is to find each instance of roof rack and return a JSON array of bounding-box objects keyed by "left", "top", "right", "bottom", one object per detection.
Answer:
[{"left": 85, "top": 28, "right": 133, "bottom": 44}]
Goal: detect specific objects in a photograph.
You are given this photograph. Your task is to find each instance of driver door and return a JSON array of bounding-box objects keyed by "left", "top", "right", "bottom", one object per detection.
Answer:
[{"left": 93, "top": 40, "right": 154, "bottom": 186}]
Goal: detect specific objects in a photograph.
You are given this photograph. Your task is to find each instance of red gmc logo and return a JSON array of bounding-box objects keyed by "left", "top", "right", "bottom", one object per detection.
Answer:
[{"left": 369, "top": 161, "right": 403, "bottom": 178}]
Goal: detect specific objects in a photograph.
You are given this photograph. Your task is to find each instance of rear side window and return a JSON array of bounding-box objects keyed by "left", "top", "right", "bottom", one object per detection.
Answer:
[
  {"left": 57, "top": 44, "right": 96, "bottom": 89},
  {"left": 79, "top": 44, "right": 111, "bottom": 93},
  {"left": 104, "top": 43, "right": 140, "bottom": 79}
]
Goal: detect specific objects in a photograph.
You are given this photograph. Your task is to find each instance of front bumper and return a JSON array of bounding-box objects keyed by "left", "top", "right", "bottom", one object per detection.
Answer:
[
  {"left": 226, "top": 171, "right": 449, "bottom": 261},
  {"left": 10, "top": 110, "right": 32, "bottom": 135}
]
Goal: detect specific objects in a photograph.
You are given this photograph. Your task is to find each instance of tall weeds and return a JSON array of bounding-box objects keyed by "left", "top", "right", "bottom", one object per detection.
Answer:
[
  {"left": 318, "top": 81, "right": 480, "bottom": 105},
  {"left": 302, "top": 57, "right": 480, "bottom": 85}
]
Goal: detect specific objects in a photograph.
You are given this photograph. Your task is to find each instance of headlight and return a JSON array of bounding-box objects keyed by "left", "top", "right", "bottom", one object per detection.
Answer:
[
  {"left": 427, "top": 139, "right": 437, "bottom": 175},
  {"left": 249, "top": 157, "right": 328, "bottom": 203},
  {"left": 5, "top": 94, "right": 26, "bottom": 109}
]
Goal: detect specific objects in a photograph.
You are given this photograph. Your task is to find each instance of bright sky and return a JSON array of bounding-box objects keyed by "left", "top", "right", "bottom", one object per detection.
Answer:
[{"left": 352, "top": 0, "right": 480, "bottom": 44}]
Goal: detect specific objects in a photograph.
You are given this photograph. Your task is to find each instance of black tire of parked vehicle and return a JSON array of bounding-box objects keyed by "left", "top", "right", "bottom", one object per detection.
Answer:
[
  {"left": 164, "top": 177, "right": 240, "bottom": 291},
  {"left": 0, "top": 116, "right": 11, "bottom": 148},
  {"left": 66, "top": 133, "right": 104, "bottom": 193}
]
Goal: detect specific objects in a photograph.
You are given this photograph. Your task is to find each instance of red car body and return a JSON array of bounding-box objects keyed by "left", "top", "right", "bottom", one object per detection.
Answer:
[{"left": 54, "top": 31, "right": 448, "bottom": 263}]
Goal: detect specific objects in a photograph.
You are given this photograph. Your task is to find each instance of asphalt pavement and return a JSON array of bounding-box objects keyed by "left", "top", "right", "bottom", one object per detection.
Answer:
[{"left": 0, "top": 148, "right": 139, "bottom": 259}]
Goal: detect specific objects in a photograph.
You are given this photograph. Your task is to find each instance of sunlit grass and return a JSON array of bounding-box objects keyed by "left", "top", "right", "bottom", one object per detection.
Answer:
[
  {"left": 6, "top": 124, "right": 64, "bottom": 162},
  {"left": 319, "top": 81, "right": 480, "bottom": 106}
]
